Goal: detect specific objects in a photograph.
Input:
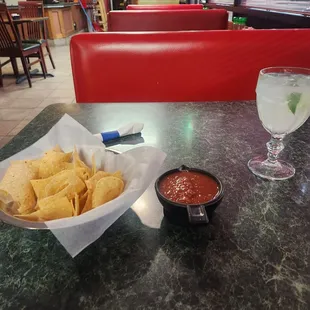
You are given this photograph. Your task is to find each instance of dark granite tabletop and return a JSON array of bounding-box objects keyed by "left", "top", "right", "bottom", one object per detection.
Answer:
[{"left": 1, "top": 102, "right": 310, "bottom": 310}]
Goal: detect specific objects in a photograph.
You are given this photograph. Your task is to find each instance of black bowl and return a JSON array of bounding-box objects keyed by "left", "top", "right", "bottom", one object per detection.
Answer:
[{"left": 155, "top": 165, "right": 224, "bottom": 226}]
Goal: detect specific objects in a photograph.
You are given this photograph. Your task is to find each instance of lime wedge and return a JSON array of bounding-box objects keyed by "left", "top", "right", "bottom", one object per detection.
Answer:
[{"left": 288, "top": 92, "right": 301, "bottom": 114}]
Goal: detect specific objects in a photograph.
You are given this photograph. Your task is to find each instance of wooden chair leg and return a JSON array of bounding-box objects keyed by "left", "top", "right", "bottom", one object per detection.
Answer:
[
  {"left": 27, "top": 57, "right": 31, "bottom": 70},
  {"left": 39, "top": 48, "right": 47, "bottom": 79},
  {"left": 10, "top": 58, "right": 19, "bottom": 78},
  {"left": 20, "top": 56, "right": 32, "bottom": 88},
  {"left": 46, "top": 44, "right": 56, "bottom": 69}
]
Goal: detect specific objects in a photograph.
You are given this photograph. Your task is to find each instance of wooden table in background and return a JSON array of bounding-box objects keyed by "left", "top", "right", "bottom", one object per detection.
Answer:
[{"left": 11, "top": 16, "right": 49, "bottom": 24}]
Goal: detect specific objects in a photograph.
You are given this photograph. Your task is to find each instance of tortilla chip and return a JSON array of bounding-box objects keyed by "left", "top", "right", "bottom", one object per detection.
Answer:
[
  {"left": 73, "top": 193, "right": 80, "bottom": 216},
  {"left": 79, "top": 190, "right": 88, "bottom": 212},
  {"left": 10, "top": 159, "right": 41, "bottom": 170},
  {"left": 45, "top": 145, "right": 62, "bottom": 154},
  {"left": 54, "top": 174, "right": 85, "bottom": 200},
  {"left": 16, "top": 196, "right": 72, "bottom": 221},
  {"left": 1, "top": 145, "right": 124, "bottom": 222},
  {"left": 14, "top": 212, "right": 42, "bottom": 221},
  {"left": 70, "top": 199, "right": 75, "bottom": 216},
  {"left": 30, "top": 178, "right": 50, "bottom": 200},
  {"left": 0, "top": 162, "right": 38, "bottom": 214},
  {"left": 74, "top": 167, "right": 90, "bottom": 181},
  {"left": 81, "top": 190, "right": 92, "bottom": 214},
  {"left": 85, "top": 171, "right": 111, "bottom": 191},
  {"left": 31, "top": 168, "right": 88, "bottom": 200},
  {"left": 63, "top": 162, "right": 74, "bottom": 170},
  {"left": 0, "top": 189, "right": 19, "bottom": 215},
  {"left": 92, "top": 176, "right": 124, "bottom": 209},
  {"left": 38, "top": 151, "right": 72, "bottom": 179},
  {"left": 39, "top": 196, "right": 73, "bottom": 220},
  {"left": 30, "top": 168, "right": 89, "bottom": 199},
  {"left": 37, "top": 175, "right": 85, "bottom": 207},
  {"left": 73, "top": 147, "right": 91, "bottom": 176},
  {"left": 112, "top": 171, "right": 123, "bottom": 180},
  {"left": 91, "top": 153, "right": 96, "bottom": 176}
]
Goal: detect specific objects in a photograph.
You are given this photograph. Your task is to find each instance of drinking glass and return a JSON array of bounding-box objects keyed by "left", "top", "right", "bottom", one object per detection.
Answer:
[{"left": 248, "top": 67, "right": 310, "bottom": 180}]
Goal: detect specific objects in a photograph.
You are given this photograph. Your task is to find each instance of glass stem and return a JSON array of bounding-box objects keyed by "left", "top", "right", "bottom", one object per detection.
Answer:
[{"left": 266, "top": 135, "right": 284, "bottom": 165}]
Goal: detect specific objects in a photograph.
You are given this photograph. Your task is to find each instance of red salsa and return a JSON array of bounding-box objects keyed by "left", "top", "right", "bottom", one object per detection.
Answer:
[{"left": 159, "top": 171, "right": 219, "bottom": 205}]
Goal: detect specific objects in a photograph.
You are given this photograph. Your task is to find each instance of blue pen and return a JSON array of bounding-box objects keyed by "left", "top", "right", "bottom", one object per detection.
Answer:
[{"left": 94, "top": 123, "right": 144, "bottom": 143}]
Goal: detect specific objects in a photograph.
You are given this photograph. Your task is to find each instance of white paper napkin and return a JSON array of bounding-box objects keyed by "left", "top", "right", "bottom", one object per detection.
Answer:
[{"left": 0, "top": 114, "right": 166, "bottom": 257}]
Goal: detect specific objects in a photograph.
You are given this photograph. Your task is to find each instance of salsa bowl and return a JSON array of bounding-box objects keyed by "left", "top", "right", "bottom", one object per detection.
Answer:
[{"left": 155, "top": 165, "right": 224, "bottom": 226}]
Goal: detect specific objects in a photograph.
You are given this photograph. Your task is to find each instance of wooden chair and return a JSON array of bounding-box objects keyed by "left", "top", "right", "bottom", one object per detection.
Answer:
[
  {"left": 0, "top": 3, "right": 46, "bottom": 87},
  {"left": 18, "top": 1, "right": 55, "bottom": 70}
]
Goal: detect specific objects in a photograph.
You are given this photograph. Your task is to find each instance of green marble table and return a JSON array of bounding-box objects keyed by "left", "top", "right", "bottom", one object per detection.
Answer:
[{"left": 0, "top": 103, "right": 310, "bottom": 310}]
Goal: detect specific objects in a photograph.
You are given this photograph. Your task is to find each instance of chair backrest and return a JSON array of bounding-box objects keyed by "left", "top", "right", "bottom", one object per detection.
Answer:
[
  {"left": 18, "top": 1, "right": 45, "bottom": 40},
  {"left": 0, "top": 3, "right": 22, "bottom": 56},
  {"left": 19, "top": 1, "right": 43, "bottom": 17},
  {"left": 108, "top": 9, "right": 228, "bottom": 32},
  {"left": 126, "top": 4, "right": 203, "bottom": 10},
  {"left": 70, "top": 30, "right": 310, "bottom": 103}
]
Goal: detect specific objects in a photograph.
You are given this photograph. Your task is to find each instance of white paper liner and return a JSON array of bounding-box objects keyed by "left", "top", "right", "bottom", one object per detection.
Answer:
[{"left": 0, "top": 114, "right": 166, "bottom": 257}]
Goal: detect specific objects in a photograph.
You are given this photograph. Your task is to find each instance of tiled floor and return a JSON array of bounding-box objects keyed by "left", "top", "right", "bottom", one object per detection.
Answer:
[{"left": 0, "top": 45, "right": 75, "bottom": 149}]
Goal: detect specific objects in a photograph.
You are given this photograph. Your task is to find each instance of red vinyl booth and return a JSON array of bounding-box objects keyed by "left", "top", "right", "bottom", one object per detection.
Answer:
[
  {"left": 108, "top": 9, "right": 228, "bottom": 32},
  {"left": 70, "top": 30, "right": 310, "bottom": 103},
  {"left": 126, "top": 4, "right": 203, "bottom": 10}
]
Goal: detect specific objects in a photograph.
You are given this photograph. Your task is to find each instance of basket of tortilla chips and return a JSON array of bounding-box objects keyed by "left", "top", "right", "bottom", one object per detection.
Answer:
[
  {"left": 0, "top": 114, "right": 166, "bottom": 256},
  {"left": 0, "top": 145, "right": 125, "bottom": 222}
]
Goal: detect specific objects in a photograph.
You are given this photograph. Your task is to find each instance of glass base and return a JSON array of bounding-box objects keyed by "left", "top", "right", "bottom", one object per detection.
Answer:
[{"left": 248, "top": 156, "right": 295, "bottom": 180}]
